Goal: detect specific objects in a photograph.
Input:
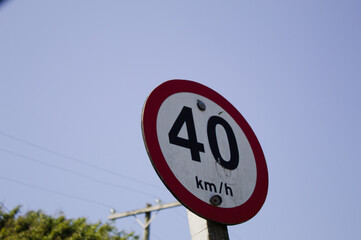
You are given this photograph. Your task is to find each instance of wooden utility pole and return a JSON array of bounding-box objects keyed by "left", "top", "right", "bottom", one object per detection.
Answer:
[
  {"left": 187, "top": 210, "right": 229, "bottom": 240},
  {"left": 108, "top": 201, "right": 181, "bottom": 240},
  {"left": 143, "top": 203, "right": 151, "bottom": 240}
]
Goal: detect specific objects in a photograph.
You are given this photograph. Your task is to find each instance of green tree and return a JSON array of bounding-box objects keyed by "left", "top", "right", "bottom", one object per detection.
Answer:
[{"left": 0, "top": 206, "right": 138, "bottom": 240}]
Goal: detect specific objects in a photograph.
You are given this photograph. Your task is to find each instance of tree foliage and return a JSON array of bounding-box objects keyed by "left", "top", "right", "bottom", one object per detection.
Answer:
[{"left": 0, "top": 206, "right": 138, "bottom": 240}]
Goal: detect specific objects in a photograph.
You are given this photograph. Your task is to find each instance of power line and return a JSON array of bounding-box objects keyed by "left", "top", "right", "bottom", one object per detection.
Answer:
[
  {"left": 0, "top": 131, "right": 160, "bottom": 189},
  {"left": 0, "top": 175, "right": 114, "bottom": 209},
  {"left": 0, "top": 201, "right": 10, "bottom": 213},
  {"left": 0, "top": 148, "right": 160, "bottom": 199}
]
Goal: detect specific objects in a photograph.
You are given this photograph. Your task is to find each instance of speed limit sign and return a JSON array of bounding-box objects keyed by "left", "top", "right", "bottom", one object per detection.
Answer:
[{"left": 141, "top": 80, "right": 268, "bottom": 225}]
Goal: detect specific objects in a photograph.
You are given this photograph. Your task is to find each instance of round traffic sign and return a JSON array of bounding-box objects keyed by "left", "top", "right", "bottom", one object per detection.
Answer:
[{"left": 141, "top": 80, "right": 268, "bottom": 225}]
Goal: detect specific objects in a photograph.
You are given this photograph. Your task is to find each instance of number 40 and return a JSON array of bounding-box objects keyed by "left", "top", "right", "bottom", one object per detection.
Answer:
[{"left": 168, "top": 106, "right": 239, "bottom": 170}]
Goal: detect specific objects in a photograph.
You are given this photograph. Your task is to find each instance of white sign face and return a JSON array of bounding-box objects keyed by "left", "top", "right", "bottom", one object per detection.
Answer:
[
  {"left": 142, "top": 80, "right": 268, "bottom": 224},
  {"left": 156, "top": 92, "right": 257, "bottom": 208}
]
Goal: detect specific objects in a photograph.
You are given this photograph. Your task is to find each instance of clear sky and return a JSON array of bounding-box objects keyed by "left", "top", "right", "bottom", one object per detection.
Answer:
[{"left": 0, "top": 1, "right": 360, "bottom": 239}]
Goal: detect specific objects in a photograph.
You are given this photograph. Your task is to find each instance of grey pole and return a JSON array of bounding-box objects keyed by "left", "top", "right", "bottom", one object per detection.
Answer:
[{"left": 187, "top": 210, "right": 229, "bottom": 240}]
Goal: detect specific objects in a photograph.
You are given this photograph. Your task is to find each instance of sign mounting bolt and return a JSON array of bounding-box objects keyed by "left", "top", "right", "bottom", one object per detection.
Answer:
[
  {"left": 210, "top": 195, "right": 222, "bottom": 206},
  {"left": 197, "top": 100, "right": 206, "bottom": 111}
]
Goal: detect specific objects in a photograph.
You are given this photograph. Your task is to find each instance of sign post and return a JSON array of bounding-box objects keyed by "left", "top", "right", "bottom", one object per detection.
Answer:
[
  {"left": 141, "top": 80, "right": 268, "bottom": 237},
  {"left": 187, "top": 210, "right": 229, "bottom": 240}
]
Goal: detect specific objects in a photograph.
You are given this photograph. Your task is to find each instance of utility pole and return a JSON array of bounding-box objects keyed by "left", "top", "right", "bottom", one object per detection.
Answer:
[
  {"left": 108, "top": 201, "right": 181, "bottom": 240},
  {"left": 143, "top": 203, "right": 151, "bottom": 240}
]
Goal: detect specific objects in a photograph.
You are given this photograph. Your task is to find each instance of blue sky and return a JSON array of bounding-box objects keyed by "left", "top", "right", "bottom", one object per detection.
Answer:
[{"left": 0, "top": 1, "right": 360, "bottom": 239}]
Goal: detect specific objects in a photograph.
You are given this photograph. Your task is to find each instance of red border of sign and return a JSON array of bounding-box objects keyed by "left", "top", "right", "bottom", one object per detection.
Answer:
[{"left": 141, "top": 80, "right": 268, "bottom": 225}]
